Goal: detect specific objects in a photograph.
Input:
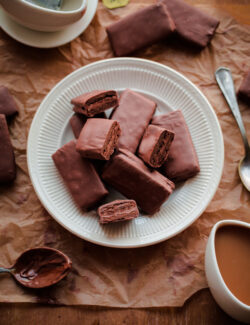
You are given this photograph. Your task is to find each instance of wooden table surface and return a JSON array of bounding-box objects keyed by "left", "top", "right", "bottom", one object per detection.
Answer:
[
  {"left": 0, "top": 289, "right": 244, "bottom": 325},
  {"left": 0, "top": 0, "right": 249, "bottom": 324}
]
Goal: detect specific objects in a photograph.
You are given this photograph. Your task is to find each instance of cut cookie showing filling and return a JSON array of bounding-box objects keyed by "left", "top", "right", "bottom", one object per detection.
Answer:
[
  {"left": 71, "top": 90, "right": 118, "bottom": 117},
  {"left": 98, "top": 200, "right": 139, "bottom": 224},
  {"left": 76, "top": 118, "right": 121, "bottom": 160},
  {"left": 138, "top": 125, "right": 175, "bottom": 168}
]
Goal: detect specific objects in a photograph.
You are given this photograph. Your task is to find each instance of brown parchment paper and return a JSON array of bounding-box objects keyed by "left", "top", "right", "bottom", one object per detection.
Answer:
[{"left": 0, "top": 0, "right": 249, "bottom": 307}]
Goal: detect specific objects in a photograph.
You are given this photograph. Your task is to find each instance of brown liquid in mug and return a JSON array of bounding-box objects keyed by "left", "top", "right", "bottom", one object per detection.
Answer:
[{"left": 215, "top": 225, "right": 250, "bottom": 306}]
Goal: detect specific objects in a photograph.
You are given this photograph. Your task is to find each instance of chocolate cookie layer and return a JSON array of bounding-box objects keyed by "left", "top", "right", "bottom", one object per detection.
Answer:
[
  {"left": 111, "top": 89, "right": 156, "bottom": 153},
  {"left": 138, "top": 124, "right": 175, "bottom": 168},
  {"left": 152, "top": 110, "right": 200, "bottom": 182},
  {"left": 98, "top": 200, "right": 139, "bottom": 224},
  {"left": 71, "top": 90, "right": 118, "bottom": 117},
  {"left": 52, "top": 140, "right": 108, "bottom": 210},
  {"left": 76, "top": 119, "right": 121, "bottom": 160},
  {"left": 102, "top": 149, "right": 174, "bottom": 215}
]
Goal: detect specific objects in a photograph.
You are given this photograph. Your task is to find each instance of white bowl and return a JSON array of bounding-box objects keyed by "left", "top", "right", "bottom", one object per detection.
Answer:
[
  {"left": 205, "top": 219, "right": 250, "bottom": 323},
  {"left": 0, "top": 0, "right": 87, "bottom": 32}
]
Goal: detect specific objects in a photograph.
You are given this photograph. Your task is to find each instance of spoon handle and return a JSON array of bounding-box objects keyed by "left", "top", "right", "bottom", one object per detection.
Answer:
[
  {"left": 0, "top": 267, "right": 13, "bottom": 274},
  {"left": 215, "top": 67, "right": 250, "bottom": 154}
]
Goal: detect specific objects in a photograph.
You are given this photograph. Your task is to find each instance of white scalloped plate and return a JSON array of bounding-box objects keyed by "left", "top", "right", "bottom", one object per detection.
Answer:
[{"left": 27, "top": 58, "right": 224, "bottom": 248}]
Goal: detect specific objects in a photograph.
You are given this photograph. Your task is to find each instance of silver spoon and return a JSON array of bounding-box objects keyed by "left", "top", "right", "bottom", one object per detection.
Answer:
[{"left": 215, "top": 67, "right": 250, "bottom": 192}]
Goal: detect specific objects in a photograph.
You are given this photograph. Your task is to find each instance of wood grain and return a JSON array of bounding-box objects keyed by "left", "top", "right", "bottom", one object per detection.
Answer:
[
  {"left": 188, "top": 0, "right": 250, "bottom": 24},
  {"left": 0, "top": 0, "right": 249, "bottom": 324},
  {"left": 0, "top": 289, "right": 243, "bottom": 325}
]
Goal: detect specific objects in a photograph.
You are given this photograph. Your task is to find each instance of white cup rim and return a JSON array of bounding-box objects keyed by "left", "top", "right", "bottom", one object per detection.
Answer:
[
  {"left": 20, "top": 0, "right": 86, "bottom": 15},
  {"left": 209, "top": 219, "right": 250, "bottom": 310}
]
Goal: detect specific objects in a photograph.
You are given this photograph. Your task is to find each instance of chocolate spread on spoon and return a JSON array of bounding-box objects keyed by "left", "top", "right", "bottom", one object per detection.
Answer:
[{"left": 13, "top": 248, "right": 72, "bottom": 288}]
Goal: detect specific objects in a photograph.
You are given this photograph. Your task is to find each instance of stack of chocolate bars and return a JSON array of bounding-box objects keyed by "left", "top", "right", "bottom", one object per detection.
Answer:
[
  {"left": 52, "top": 88, "right": 200, "bottom": 224},
  {"left": 106, "top": 1, "right": 220, "bottom": 56}
]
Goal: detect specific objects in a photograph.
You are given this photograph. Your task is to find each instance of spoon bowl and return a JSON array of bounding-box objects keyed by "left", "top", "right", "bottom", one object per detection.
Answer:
[
  {"left": 215, "top": 67, "right": 250, "bottom": 192},
  {"left": 239, "top": 155, "right": 250, "bottom": 191},
  {"left": 0, "top": 247, "right": 72, "bottom": 288}
]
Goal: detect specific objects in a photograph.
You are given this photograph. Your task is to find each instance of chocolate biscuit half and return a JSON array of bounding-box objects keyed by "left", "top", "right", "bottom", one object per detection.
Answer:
[
  {"left": 98, "top": 200, "right": 139, "bottom": 224},
  {"left": 76, "top": 119, "right": 121, "bottom": 160},
  {"left": 71, "top": 90, "right": 118, "bottom": 117},
  {"left": 138, "top": 124, "right": 175, "bottom": 168}
]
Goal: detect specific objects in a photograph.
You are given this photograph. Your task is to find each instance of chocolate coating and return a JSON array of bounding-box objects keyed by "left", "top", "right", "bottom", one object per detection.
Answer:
[
  {"left": 106, "top": 3, "right": 175, "bottom": 56},
  {"left": 76, "top": 119, "right": 121, "bottom": 160},
  {"left": 14, "top": 247, "right": 72, "bottom": 289},
  {"left": 111, "top": 89, "right": 156, "bottom": 153},
  {"left": 160, "top": 0, "right": 219, "bottom": 48},
  {"left": 98, "top": 200, "right": 139, "bottom": 224},
  {"left": 152, "top": 110, "right": 200, "bottom": 182},
  {"left": 52, "top": 140, "right": 108, "bottom": 210},
  {"left": 238, "top": 71, "right": 250, "bottom": 105},
  {"left": 138, "top": 124, "right": 175, "bottom": 168},
  {"left": 0, "top": 86, "right": 19, "bottom": 117},
  {"left": 102, "top": 149, "right": 175, "bottom": 215},
  {"left": 71, "top": 90, "right": 118, "bottom": 117},
  {"left": 0, "top": 114, "right": 16, "bottom": 183},
  {"left": 70, "top": 112, "right": 106, "bottom": 138}
]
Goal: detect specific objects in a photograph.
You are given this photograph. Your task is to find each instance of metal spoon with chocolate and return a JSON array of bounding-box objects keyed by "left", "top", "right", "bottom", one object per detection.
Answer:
[{"left": 0, "top": 247, "right": 72, "bottom": 288}]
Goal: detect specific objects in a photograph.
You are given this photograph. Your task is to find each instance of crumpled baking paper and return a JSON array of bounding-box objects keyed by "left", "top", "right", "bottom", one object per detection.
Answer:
[{"left": 0, "top": 0, "right": 249, "bottom": 307}]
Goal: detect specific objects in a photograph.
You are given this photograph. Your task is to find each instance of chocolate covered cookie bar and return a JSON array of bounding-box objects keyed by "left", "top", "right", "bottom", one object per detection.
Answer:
[
  {"left": 102, "top": 149, "right": 174, "bottom": 215},
  {"left": 106, "top": 3, "right": 175, "bottom": 56},
  {"left": 76, "top": 119, "right": 121, "bottom": 160},
  {"left": 98, "top": 200, "right": 139, "bottom": 224},
  {"left": 111, "top": 89, "right": 156, "bottom": 153},
  {"left": 0, "top": 114, "right": 16, "bottom": 183},
  {"left": 0, "top": 86, "right": 19, "bottom": 117},
  {"left": 152, "top": 110, "right": 200, "bottom": 182},
  {"left": 71, "top": 90, "right": 118, "bottom": 117},
  {"left": 160, "top": 0, "right": 219, "bottom": 48},
  {"left": 138, "top": 124, "right": 175, "bottom": 168},
  {"left": 52, "top": 140, "right": 108, "bottom": 210},
  {"left": 70, "top": 112, "right": 106, "bottom": 138}
]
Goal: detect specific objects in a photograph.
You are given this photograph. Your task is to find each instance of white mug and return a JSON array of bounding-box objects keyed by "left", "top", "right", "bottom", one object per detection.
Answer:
[
  {"left": 205, "top": 219, "right": 250, "bottom": 323},
  {"left": 0, "top": 0, "right": 87, "bottom": 32}
]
